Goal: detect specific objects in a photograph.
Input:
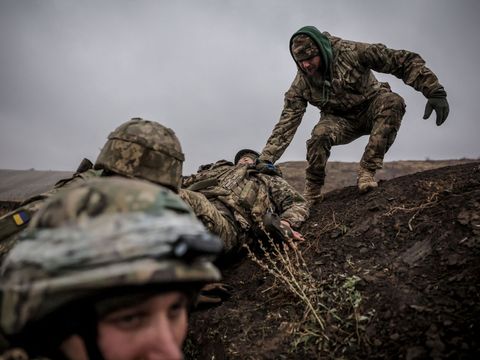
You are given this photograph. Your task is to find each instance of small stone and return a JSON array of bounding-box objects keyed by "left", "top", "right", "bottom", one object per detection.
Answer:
[{"left": 390, "top": 333, "right": 400, "bottom": 340}]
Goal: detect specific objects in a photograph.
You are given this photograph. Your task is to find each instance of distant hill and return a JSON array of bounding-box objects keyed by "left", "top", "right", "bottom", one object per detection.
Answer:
[
  {"left": 278, "top": 159, "right": 478, "bottom": 194},
  {"left": 0, "top": 159, "right": 477, "bottom": 216}
]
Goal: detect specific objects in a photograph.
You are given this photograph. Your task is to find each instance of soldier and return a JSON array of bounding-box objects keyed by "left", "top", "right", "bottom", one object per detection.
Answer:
[
  {"left": 258, "top": 26, "right": 450, "bottom": 204},
  {"left": 0, "top": 177, "right": 222, "bottom": 359},
  {"left": 0, "top": 117, "right": 184, "bottom": 260},
  {"left": 180, "top": 149, "right": 308, "bottom": 256}
]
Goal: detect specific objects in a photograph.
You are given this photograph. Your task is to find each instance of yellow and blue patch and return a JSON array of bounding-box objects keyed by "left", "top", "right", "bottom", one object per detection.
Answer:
[{"left": 12, "top": 211, "right": 30, "bottom": 226}]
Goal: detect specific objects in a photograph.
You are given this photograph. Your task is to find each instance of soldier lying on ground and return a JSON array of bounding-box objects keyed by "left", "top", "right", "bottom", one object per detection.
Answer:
[
  {"left": 180, "top": 148, "right": 309, "bottom": 258},
  {"left": 0, "top": 177, "right": 222, "bottom": 360},
  {"left": 0, "top": 117, "right": 184, "bottom": 261}
]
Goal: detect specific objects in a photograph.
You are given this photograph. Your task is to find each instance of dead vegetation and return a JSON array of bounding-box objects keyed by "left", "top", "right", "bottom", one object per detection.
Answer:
[{"left": 245, "top": 236, "right": 371, "bottom": 357}]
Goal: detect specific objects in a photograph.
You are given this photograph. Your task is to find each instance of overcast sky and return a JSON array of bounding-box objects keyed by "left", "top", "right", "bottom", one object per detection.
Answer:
[{"left": 0, "top": 0, "right": 479, "bottom": 175}]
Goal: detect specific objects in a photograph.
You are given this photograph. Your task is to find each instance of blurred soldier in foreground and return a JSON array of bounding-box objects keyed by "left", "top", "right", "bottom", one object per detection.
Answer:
[
  {"left": 181, "top": 149, "right": 309, "bottom": 256},
  {"left": 0, "top": 177, "right": 222, "bottom": 360},
  {"left": 259, "top": 26, "right": 450, "bottom": 204},
  {"left": 0, "top": 117, "right": 184, "bottom": 260}
]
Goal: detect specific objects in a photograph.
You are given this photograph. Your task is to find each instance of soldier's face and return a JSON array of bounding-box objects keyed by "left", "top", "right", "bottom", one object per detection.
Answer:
[
  {"left": 97, "top": 291, "right": 188, "bottom": 360},
  {"left": 238, "top": 155, "right": 256, "bottom": 165},
  {"left": 299, "top": 55, "right": 321, "bottom": 76}
]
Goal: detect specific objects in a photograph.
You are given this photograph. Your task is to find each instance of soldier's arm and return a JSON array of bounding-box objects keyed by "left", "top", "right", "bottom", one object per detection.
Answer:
[
  {"left": 267, "top": 176, "right": 309, "bottom": 229},
  {"left": 260, "top": 74, "right": 308, "bottom": 164},
  {"left": 357, "top": 41, "right": 444, "bottom": 97}
]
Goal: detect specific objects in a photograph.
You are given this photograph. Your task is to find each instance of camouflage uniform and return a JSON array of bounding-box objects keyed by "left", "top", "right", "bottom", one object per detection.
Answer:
[
  {"left": 181, "top": 160, "right": 309, "bottom": 252},
  {"left": 0, "top": 117, "right": 184, "bottom": 260},
  {"left": 0, "top": 177, "right": 221, "bottom": 359},
  {"left": 260, "top": 26, "right": 448, "bottom": 197}
]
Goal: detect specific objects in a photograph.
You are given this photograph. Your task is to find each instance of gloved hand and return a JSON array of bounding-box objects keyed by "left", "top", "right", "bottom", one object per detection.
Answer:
[
  {"left": 423, "top": 87, "right": 449, "bottom": 126},
  {"left": 255, "top": 159, "right": 281, "bottom": 176}
]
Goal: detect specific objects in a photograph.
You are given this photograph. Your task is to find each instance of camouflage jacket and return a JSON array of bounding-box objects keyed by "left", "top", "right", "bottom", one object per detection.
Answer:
[
  {"left": 0, "top": 168, "right": 102, "bottom": 259},
  {"left": 261, "top": 31, "right": 445, "bottom": 163},
  {"left": 182, "top": 161, "right": 309, "bottom": 232}
]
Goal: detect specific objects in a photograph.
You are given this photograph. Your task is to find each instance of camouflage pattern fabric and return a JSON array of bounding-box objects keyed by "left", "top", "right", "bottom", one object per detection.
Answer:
[
  {"left": 0, "top": 169, "right": 102, "bottom": 261},
  {"left": 291, "top": 34, "right": 320, "bottom": 61},
  {"left": 95, "top": 117, "right": 184, "bottom": 191},
  {"left": 182, "top": 162, "right": 309, "bottom": 251},
  {"left": 29, "top": 177, "right": 192, "bottom": 229},
  {"left": 306, "top": 92, "right": 405, "bottom": 185},
  {"left": 0, "top": 177, "right": 221, "bottom": 336},
  {"left": 260, "top": 32, "right": 445, "bottom": 168},
  {"left": 180, "top": 189, "right": 239, "bottom": 252}
]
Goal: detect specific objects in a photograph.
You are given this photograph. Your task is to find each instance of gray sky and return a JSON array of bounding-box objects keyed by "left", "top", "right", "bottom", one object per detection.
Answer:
[{"left": 0, "top": 0, "right": 479, "bottom": 175}]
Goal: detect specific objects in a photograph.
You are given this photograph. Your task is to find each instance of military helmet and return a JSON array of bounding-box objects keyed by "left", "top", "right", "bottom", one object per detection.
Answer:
[
  {"left": 94, "top": 117, "right": 185, "bottom": 191},
  {"left": 0, "top": 177, "right": 222, "bottom": 336},
  {"left": 234, "top": 149, "right": 260, "bottom": 164}
]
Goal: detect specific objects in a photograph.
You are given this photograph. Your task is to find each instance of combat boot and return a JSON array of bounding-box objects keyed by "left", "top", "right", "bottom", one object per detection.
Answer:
[
  {"left": 304, "top": 180, "right": 323, "bottom": 205},
  {"left": 357, "top": 167, "right": 378, "bottom": 193}
]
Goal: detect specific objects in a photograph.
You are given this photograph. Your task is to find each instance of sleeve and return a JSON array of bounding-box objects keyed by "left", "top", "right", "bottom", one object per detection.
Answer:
[
  {"left": 260, "top": 73, "right": 308, "bottom": 163},
  {"left": 267, "top": 176, "right": 309, "bottom": 228},
  {"left": 357, "top": 42, "right": 444, "bottom": 97}
]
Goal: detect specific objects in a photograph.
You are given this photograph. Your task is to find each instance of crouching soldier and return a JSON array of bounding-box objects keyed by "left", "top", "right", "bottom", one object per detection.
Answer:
[
  {"left": 180, "top": 149, "right": 309, "bottom": 256},
  {"left": 0, "top": 177, "right": 222, "bottom": 359}
]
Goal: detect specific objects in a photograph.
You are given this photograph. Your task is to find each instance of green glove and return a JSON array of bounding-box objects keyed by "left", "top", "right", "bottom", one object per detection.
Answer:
[{"left": 423, "top": 88, "right": 449, "bottom": 126}]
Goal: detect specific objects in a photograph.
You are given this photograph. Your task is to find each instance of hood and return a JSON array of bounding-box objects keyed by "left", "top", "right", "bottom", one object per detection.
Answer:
[{"left": 289, "top": 26, "right": 333, "bottom": 82}]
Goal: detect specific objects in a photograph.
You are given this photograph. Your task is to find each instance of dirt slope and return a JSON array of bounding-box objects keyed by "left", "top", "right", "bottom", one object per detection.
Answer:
[
  {"left": 186, "top": 161, "right": 480, "bottom": 359},
  {"left": 278, "top": 159, "right": 477, "bottom": 194}
]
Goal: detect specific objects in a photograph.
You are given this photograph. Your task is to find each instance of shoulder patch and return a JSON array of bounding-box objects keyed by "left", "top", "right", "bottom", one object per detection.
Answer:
[{"left": 12, "top": 211, "right": 30, "bottom": 226}]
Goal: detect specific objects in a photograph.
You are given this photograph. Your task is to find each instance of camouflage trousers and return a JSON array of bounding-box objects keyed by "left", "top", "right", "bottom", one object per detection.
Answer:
[
  {"left": 306, "top": 91, "right": 406, "bottom": 185},
  {"left": 179, "top": 189, "right": 240, "bottom": 252}
]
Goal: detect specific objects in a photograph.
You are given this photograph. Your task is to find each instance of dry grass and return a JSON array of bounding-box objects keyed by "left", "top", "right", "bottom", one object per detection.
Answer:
[
  {"left": 383, "top": 180, "right": 451, "bottom": 231},
  {"left": 245, "top": 235, "right": 372, "bottom": 357}
]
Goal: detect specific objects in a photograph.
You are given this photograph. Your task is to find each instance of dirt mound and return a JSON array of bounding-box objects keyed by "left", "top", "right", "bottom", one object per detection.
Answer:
[
  {"left": 278, "top": 159, "right": 477, "bottom": 194},
  {"left": 186, "top": 161, "right": 480, "bottom": 359}
]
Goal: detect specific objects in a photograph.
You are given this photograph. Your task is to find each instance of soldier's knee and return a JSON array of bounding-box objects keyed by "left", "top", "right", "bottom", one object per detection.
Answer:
[
  {"left": 307, "top": 133, "right": 332, "bottom": 151},
  {"left": 383, "top": 92, "right": 406, "bottom": 115}
]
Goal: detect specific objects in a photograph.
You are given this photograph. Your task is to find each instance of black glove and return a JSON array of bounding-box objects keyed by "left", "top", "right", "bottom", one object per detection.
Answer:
[
  {"left": 255, "top": 159, "right": 281, "bottom": 176},
  {"left": 423, "top": 88, "right": 449, "bottom": 126}
]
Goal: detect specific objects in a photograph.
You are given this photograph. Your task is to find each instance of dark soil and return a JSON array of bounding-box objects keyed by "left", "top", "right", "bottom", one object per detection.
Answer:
[{"left": 186, "top": 161, "right": 480, "bottom": 359}]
